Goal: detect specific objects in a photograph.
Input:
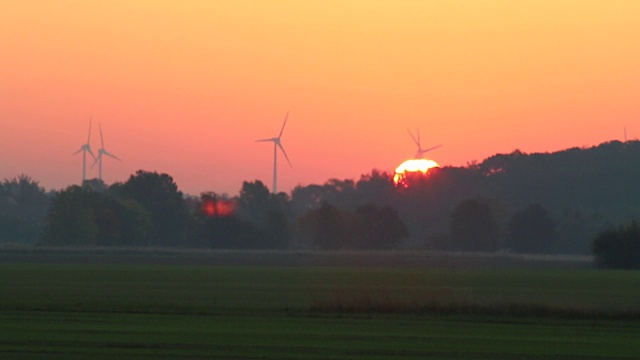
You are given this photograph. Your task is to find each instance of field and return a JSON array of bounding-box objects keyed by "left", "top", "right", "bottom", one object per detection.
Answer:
[{"left": 1, "top": 248, "right": 639, "bottom": 359}]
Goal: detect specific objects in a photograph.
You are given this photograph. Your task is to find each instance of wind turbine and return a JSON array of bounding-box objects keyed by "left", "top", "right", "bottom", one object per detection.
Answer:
[
  {"left": 73, "top": 119, "right": 96, "bottom": 183},
  {"left": 407, "top": 128, "right": 442, "bottom": 159},
  {"left": 91, "top": 123, "right": 121, "bottom": 182},
  {"left": 256, "top": 112, "right": 292, "bottom": 194}
]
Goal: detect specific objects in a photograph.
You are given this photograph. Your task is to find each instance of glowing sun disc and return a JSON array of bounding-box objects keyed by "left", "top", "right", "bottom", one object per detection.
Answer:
[{"left": 393, "top": 159, "right": 439, "bottom": 185}]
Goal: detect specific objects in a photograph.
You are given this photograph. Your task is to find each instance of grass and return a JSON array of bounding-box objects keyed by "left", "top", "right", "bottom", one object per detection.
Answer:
[
  {"left": 1, "top": 264, "right": 639, "bottom": 317},
  {"left": 3, "top": 311, "right": 640, "bottom": 359},
  {"left": 1, "top": 251, "right": 640, "bottom": 358}
]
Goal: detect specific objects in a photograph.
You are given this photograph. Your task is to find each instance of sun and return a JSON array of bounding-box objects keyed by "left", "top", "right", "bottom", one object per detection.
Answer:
[{"left": 393, "top": 158, "right": 440, "bottom": 187}]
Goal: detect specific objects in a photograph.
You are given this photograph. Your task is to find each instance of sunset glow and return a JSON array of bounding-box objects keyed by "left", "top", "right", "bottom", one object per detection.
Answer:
[
  {"left": 202, "top": 198, "right": 236, "bottom": 218},
  {"left": 393, "top": 159, "right": 439, "bottom": 186},
  {"left": 1, "top": 1, "right": 639, "bottom": 195}
]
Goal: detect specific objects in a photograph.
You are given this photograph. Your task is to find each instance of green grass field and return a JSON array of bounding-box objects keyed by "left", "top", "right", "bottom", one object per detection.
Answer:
[
  {"left": 3, "top": 311, "right": 640, "bottom": 359},
  {"left": 1, "top": 251, "right": 640, "bottom": 358}
]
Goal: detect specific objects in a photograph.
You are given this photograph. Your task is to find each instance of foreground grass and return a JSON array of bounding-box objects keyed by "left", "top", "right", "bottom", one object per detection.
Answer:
[
  {"left": 1, "top": 263, "right": 640, "bottom": 358},
  {"left": 2, "top": 311, "right": 640, "bottom": 359}
]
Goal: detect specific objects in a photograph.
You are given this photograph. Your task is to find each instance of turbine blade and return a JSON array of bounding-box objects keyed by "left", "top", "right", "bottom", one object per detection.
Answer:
[
  {"left": 277, "top": 143, "right": 292, "bottom": 167},
  {"left": 99, "top": 122, "right": 104, "bottom": 148},
  {"left": 423, "top": 145, "right": 443, "bottom": 153},
  {"left": 407, "top": 129, "right": 420, "bottom": 146},
  {"left": 87, "top": 118, "right": 92, "bottom": 144},
  {"left": 104, "top": 150, "right": 121, "bottom": 161},
  {"left": 278, "top": 112, "right": 289, "bottom": 138},
  {"left": 91, "top": 154, "right": 100, "bottom": 168},
  {"left": 417, "top": 128, "right": 421, "bottom": 147},
  {"left": 73, "top": 148, "right": 83, "bottom": 155},
  {"left": 256, "top": 138, "right": 275, "bottom": 143},
  {"left": 87, "top": 148, "right": 96, "bottom": 159}
]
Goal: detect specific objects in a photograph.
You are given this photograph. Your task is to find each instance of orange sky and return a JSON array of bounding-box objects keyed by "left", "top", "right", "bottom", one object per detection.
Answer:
[{"left": 1, "top": 0, "right": 639, "bottom": 195}]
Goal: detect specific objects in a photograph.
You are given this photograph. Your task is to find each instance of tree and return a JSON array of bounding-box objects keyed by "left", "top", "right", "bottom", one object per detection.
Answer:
[
  {"left": 592, "top": 221, "right": 640, "bottom": 269},
  {"left": 261, "top": 207, "right": 290, "bottom": 249},
  {"left": 237, "top": 180, "right": 271, "bottom": 213},
  {"left": 82, "top": 178, "right": 108, "bottom": 192},
  {"left": 113, "top": 170, "right": 190, "bottom": 247},
  {"left": 356, "top": 170, "right": 395, "bottom": 207},
  {"left": 192, "top": 192, "right": 258, "bottom": 249},
  {"left": 290, "top": 184, "right": 327, "bottom": 216},
  {"left": 0, "top": 175, "right": 51, "bottom": 244},
  {"left": 354, "top": 204, "right": 408, "bottom": 249},
  {"left": 450, "top": 198, "right": 502, "bottom": 252},
  {"left": 290, "top": 178, "right": 359, "bottom": 214},
  {"left": 43, "top": 185, "right": 151, "bottom": 247},
  {"left": 507, "top": 204, "right": 556, "bottom": 253},
  {"left": 235, "top": 181, "right": 291, "bottom": 249},
  {"left": 94, "top": 196, "right": 151, "bottom": 247},
  {"left": 298, "top": 202, "right": 349, "bottom": 250},
  {"left": 43, "top": 186, "right": 100, "bottom": 246}
]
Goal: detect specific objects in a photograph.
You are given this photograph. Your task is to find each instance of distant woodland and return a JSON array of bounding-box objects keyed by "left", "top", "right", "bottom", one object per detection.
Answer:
[{"left": 2, "top": 140, "right": 640, "bottom": 261}]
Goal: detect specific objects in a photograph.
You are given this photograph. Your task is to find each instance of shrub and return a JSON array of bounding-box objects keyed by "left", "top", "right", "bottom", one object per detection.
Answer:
[{"left": 592, "top": 221, "right": 640, "bottom": 269}]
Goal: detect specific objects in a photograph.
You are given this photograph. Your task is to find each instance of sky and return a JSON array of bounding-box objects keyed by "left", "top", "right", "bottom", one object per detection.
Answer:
[{"left": 1, "top": 0, "right": 639, "bottom": 196}]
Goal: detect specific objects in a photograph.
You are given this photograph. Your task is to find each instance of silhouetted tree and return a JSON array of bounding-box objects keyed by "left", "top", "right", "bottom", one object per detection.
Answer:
[
  {"left": 298, "top": 202, "right": 350, "bottom": 249},
  {"left": 235, "top": 181, "right": 291, "bottom": 249},
  {"left": 238, "top": 180, "right": 271, "bottom": 213},
  {"left": 0, "top": 175, "right": 51, "bottom": 244},
  {"left": 355, "top": 170, "right": 395, "bottom": 207},
  {"left": 397, "top": 166, "right": 486, "bottom": 243},
  {"left": 113, "top": 170, "right": 190, "bottom": 247},
  {"left": 290, "top": 178, "right": 359, "bottom": 214},
  {"left": 82, "top": 178, "right": 108, "bottom": 192},
  {"left": 290, "top": 184, "right": 326, "bottom": 216},
  {"left": 354, "top": 204, "right": 408, "bottom": 249},
  {"left": 507, "top": 204, "right": 556, "bottom": 253},
  {"left": 93, "top": 196, "right": 151, "bottom": 247},
  {"left": 43, "top": 185, "right": 151, "bottom": 247},
  {"left": 193, "top": 192, "right": 250, "bottom": 249},
  {"left": 450, "top": 198, "right": 502, "bottom": 252},
  {"left": 262, "top": 207, "right": 290, "bottom": 249},
  {"left": 32, "top": 139, "right": 640, "bottom": 254},
  {"left": 592, "top": 221, "right": 640, "bottom": 269},
  {"left": 43, "top": 186, "right": 100, "bottom": 246}
]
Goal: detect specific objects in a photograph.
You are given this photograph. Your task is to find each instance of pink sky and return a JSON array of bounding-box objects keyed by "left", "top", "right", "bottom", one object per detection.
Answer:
[{"left": 1, "top": 1, "right": 639, "bottom": 195}]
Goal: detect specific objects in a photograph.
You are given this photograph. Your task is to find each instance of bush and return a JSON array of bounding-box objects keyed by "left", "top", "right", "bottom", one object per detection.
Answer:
[{"left": 592, "top": 221, "right": 640, "bottom": 269}]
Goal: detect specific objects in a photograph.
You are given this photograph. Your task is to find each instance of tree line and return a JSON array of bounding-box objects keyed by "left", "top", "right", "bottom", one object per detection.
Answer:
[{"left": 1, "top": 140, "right": 639, "bottom": 266}]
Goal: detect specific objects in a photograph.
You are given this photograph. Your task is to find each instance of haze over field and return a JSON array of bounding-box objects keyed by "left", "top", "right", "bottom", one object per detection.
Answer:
[{"left": 1, "top": 1, "right": 639, "bottom": 195}]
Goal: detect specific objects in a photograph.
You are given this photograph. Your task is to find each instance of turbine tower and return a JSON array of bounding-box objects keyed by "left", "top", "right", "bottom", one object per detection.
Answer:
[
  {"left": 92, "top": 123, "right": 121, "bottom": 181},
  {"left": 407, "top": 128, "right": 442, "bottom": 159},
  {"left": 256, "top": 112, "right": 292, "bottom": 194},
  {"left": 73, "top": 119, "right": 96, "bottom": 183}
]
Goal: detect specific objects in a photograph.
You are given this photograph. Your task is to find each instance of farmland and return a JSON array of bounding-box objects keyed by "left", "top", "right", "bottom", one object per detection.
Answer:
[{"left": 1, "top": 248, "right": 639, "bottom": 359}]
